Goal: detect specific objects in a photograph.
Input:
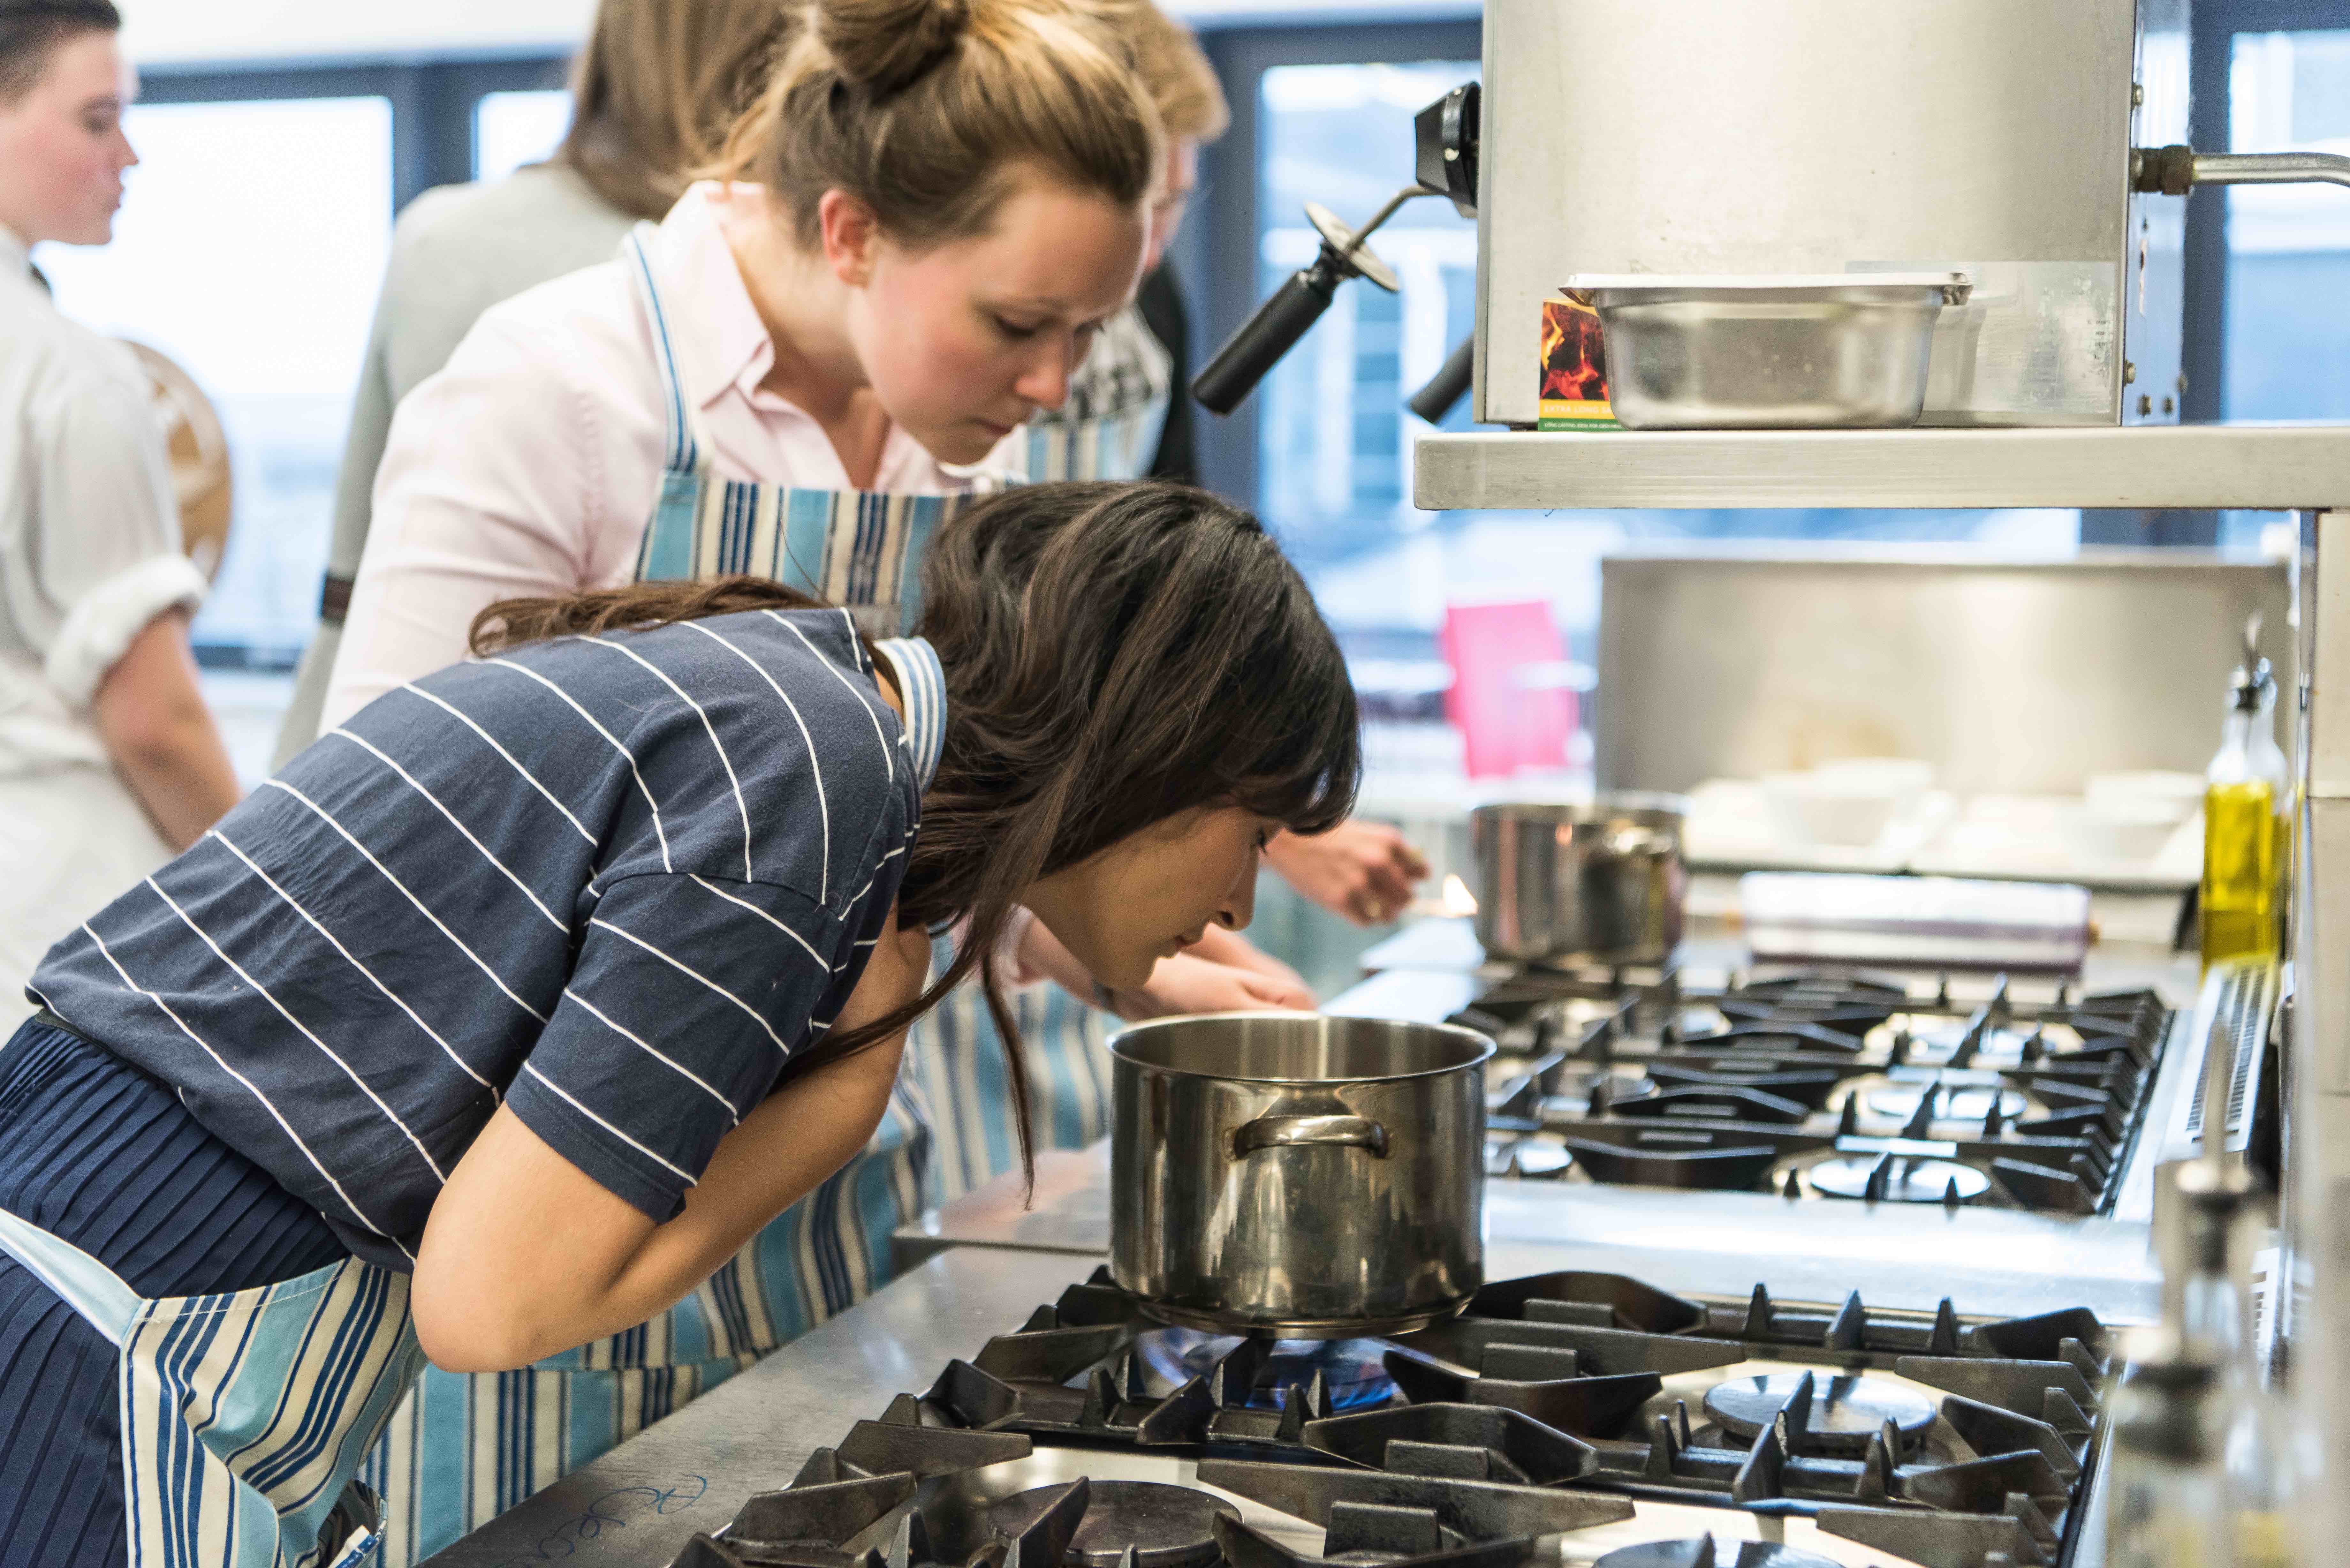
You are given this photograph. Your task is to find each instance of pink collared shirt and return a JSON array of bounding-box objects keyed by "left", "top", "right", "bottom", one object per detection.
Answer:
[{"left": 322, "top": 183, "right": 1021, "bottom": 730}]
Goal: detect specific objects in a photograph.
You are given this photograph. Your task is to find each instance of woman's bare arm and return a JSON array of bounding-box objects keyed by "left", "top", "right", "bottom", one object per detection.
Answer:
[
  {"left": 411, "top": 914, "right": 931, "bottom": 1373},
  {"left": 90, "top": 609, "right": 242, "bottom": 849}
]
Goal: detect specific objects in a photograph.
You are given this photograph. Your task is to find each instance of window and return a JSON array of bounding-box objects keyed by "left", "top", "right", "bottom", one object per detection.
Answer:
[
  {"left": 40, "top": 96, "right": 393, "bottom": 663},
  {"left": 1254, "top": 61, "right": 1477, "bottom": 570},
  {"left": 475, "top": 89, "right": 572, "bottom": 183},
  {"left": 2225, "top": 27, "right": 2350, "bottom": 419},
  {"left": 37, "top": 96, "right": 395, "bottom": 777}
]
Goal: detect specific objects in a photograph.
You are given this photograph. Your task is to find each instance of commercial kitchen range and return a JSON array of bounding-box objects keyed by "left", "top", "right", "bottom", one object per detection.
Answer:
[{"left": 421, "top": 910, "right": 2248, "bottom": 1568}]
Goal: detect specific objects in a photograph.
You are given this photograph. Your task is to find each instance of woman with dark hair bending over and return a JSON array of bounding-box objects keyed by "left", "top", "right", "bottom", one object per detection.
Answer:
[{"left": 0, "top": 480, "right": 1359, "bottom": 1567}]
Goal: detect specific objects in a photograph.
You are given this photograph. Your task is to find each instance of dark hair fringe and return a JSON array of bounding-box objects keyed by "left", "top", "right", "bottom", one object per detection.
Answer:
[
  {"left": 0, "top": 0, "right": 118, "bottom": 102},
  {"left": 470, "top": 480, "right": 1361, "bottom": 1186}
]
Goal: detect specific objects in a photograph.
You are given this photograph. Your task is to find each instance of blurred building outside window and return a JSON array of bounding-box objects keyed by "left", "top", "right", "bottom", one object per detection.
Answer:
[
  {"left": 38, "top": 96, "right": 394, "bottom": 782},
  {"left": 474, "top": 89, "right": 571, "bottom": 183},
  {"left": 2219, "top": 27, "right": 2350, "bottom": 548}
]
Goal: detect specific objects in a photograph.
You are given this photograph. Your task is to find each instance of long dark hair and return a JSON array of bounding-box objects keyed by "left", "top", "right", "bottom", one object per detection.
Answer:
[{"left": 472, "top": 481, "right": 1360, "bottom": 1170}]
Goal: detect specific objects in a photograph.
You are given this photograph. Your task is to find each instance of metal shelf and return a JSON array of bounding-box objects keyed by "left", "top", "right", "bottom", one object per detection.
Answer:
[{"left": 1413, "top": 423, "right": 2350, "bottom": 512}]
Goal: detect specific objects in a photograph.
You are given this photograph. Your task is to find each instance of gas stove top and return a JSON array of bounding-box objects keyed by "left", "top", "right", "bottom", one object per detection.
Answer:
[
  {"left": 665, "top": 1268, "right": 2110, "bottom": 1568},
  {"left": 1457, "top": 966, "right": 2172, "bottom": 1218}
]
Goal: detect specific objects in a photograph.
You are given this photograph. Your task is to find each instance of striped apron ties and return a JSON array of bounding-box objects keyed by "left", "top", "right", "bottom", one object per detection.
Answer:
[{"left": 0, "top": 1206, "right": 424, "bottom": 1568}]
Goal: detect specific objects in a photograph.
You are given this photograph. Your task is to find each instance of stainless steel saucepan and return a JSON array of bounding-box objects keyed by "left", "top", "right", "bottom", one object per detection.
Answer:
[
  {"left": 1108, "top": 1013, "right": 1493, "bottom": 1338},
  {"left": 1470, "top": 795, "right": 1688, "bottom": 964}
]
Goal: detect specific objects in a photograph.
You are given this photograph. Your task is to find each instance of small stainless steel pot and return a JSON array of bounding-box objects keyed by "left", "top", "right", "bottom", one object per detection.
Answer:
[
  {"left": 1109, "top": 1013, "right": 1493, "bottom": 1338},
  {"left": 1471, "top": 795, "right": 1688, "bottom": 964}
]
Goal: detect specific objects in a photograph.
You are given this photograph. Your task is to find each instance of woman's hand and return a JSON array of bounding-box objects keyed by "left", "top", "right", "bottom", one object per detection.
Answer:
[
  {"left": 1186, "top": 924, "right": 1311, "bottom": 999},
  {"left": 413, "top": 903, "right": 930, "bottom": 1374},
  {"left": 1109, "top": 950, "right": 1315, "bottom": 1020},
  {"left": 1005, "top": 907, "right": 1315, "bottom": 1018},
  {"left": 1264, "top": 819, "right": 1430, "bottom": 926}
]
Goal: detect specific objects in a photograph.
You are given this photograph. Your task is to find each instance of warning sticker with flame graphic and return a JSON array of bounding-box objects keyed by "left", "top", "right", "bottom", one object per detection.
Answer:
[{"left": 1538, "top": 294, "right": 1617, "bottom": 429}]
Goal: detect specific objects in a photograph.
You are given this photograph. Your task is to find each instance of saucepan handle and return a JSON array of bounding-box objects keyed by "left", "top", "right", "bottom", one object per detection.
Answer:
[{"left": 1230, "top": 1113, "right": 1390, "bottom": 1158}]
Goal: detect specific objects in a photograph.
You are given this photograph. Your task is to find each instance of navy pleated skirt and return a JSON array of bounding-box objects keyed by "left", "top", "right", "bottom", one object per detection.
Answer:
[{"left": 0, "top": 1016, "right": 349, "bottom": 1567}]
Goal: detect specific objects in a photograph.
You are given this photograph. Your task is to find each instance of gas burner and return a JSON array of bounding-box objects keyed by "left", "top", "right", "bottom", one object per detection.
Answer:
[
  {"left": 1863, "top": 1083, "right": 2028, "bottom": 1124},
  {"left": 1487, "top": 1138, "right": 1572, "bottom": 1178},
  {"left": 1135, "top": 1331, "right": 1395, "bottom": 1412},
  {"left": 1595, "top": 1542, "right": 1841, "bottom": 1568},
  {"left": 1804, "top": 1155, "right": 1992, "bottom": 1205},
  {"left": 986, "top": 1481, "right": 1234, "bottom": 1568},
  {"left": 669, "top": 1269, "right": 2120, "bottom": 1568},
  {"left": 1700, "top": 1372, "right": 1937, "bottom": 1458}
]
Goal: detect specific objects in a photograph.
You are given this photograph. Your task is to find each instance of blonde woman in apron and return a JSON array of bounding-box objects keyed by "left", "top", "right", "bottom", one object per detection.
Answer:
[{"left": 0, "top": 477, "right": 1365, "bottom": 1568}]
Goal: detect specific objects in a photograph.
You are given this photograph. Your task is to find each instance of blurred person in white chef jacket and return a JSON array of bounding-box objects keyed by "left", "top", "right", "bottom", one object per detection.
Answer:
[
  {"left": 0, "top": 0, "right": 239, "bottom": 1032},
  {"left": 271, "top": 0, "right": 795, "bottom": 764}
]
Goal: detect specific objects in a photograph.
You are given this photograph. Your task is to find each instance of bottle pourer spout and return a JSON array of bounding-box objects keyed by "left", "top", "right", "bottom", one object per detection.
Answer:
[{"left": 2232, "top": 611, "right": 2272, "bottom": 711}]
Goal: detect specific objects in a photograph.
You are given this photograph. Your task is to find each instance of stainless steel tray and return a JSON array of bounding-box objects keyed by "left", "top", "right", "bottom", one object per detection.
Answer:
[{"left": 1564, "top": 272, "right": 1972, "bottom": 430}]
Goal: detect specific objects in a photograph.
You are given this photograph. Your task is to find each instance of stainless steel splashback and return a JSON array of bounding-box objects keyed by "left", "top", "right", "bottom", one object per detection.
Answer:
[
  {"left": 1595, "top": 548, "right": 2289, "bottom": 796},
  {"left": 1474, "top": 0, "right": 2190, "bottom": 429}
]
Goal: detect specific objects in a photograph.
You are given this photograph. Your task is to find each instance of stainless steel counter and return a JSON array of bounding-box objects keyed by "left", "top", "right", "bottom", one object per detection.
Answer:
[{"left": 420, "top": 1248, "right": 1106, "bottom": 1567}]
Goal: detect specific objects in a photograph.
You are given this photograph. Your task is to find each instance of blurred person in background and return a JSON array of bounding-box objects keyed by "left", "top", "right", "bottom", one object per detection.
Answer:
[
  {"left": 0, "top": 0, "right": 239, "bottom": 1033},
  {"left": 272, "top": 0, "right": 794, "bottom": 765}
]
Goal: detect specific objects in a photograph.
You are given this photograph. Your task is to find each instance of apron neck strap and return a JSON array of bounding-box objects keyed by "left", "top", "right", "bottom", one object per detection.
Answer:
[{"left": 623, "top": 222, "right": 702, "bottom": 479}]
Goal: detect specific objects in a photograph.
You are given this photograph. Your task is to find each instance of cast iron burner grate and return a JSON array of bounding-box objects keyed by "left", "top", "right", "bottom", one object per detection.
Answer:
[
  {"left": 1469, "top": 968, "right": 2174, "bottom": 1217},
  {"left": 987, "top": 1483, "right": 1234, "bottom": 1568},
  {"left": 664, "top": 1267, "right": 2116, "bottom": 1568},
  {"left": 1596, "top": 1544, "right": 1839, "bottom": 1568}
]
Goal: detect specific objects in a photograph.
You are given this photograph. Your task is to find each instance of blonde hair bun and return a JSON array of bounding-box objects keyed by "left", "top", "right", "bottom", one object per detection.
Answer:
[{"left": 818, "top": 0, "right": 972, "bottom": 97}]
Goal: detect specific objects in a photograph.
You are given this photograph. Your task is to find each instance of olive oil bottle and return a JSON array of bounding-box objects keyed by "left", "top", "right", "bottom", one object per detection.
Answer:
[{"left": 2200, "top": 617, "right": 2288, "bottom": 971}]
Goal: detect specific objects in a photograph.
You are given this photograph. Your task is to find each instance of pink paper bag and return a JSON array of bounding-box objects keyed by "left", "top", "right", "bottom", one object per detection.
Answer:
[{"left": 1441, "top": 600, "right": 1576, "bottom": 779}]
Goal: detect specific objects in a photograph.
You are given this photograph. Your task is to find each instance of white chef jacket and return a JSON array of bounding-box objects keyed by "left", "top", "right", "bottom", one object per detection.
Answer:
[{"left": 0, "top": 223, "right": 208, "bottom": 1030}]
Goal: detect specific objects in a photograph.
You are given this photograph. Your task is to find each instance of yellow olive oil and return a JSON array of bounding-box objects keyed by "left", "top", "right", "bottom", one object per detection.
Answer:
[{"left": 2201, "top": 779, "right": 2280, "bottom": 969}]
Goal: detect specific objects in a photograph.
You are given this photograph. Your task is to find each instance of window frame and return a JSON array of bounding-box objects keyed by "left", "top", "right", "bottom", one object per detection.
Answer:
[
  {"left": 136, "top": 56, "right": 568, "bottom": 226},
  {"left": 2190, "top": 0, "right": 2350, "bottom": 422}
]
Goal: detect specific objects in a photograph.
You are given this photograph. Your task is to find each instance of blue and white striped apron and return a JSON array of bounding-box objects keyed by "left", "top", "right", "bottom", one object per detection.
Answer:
[
  {"left": 623, "top": 224, "right": 1007, "bottom": 636},
  {"left": 353, "top": 223, "right": 1126, "bottom": 1566},
  {"left": 0, "top": 1205, "right": 425, "bottom": 1568}
]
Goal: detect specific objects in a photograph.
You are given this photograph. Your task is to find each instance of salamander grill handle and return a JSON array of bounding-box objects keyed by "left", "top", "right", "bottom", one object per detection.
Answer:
[
  {"left": 1191, "top": 259, "right": 1341, "bottom": 416},
  {"left": 1409, "top": 334, "right": 1476, "bottom": 425}
]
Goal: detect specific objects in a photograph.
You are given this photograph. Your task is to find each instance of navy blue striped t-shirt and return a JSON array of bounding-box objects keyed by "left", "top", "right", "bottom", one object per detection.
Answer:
[{"left": 30, "top": 607, "right": 942, "bottom": 1271}]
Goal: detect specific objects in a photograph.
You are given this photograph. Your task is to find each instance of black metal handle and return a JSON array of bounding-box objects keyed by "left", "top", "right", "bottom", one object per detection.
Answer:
[
  {"left": 1408, "top": 334, "right": 1476, "bottom": 425},
  {"left": 1192, "top": 263, "right": 1339, "bottom": 416}
]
